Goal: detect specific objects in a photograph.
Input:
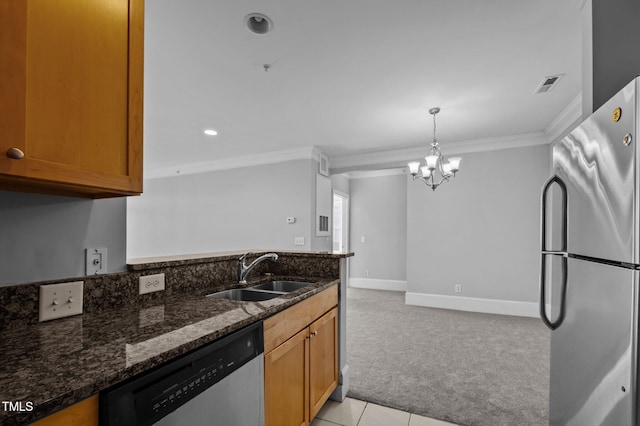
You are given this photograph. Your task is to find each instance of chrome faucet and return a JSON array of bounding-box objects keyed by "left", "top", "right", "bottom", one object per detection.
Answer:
[{"left": 238, "top": 252, "right": 278, "bottom": 284}]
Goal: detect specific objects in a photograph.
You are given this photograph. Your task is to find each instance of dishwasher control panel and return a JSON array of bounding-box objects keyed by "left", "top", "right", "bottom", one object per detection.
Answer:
[{"left": 100, "top": 321, "right": 264, "bottom": 426}]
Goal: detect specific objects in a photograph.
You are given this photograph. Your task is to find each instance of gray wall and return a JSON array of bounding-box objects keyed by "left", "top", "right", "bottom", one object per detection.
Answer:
[
  {"left": 349, "top": 173, "right": 407, "bottom": 281},
  {"left": 583, "top": 0, "right": 640, "bottom": 115},
  {"left": 127, "top": 159, "right": 331, "bottom": 258},
  {"left": 330, "top": 174, "right": 350, "bottom": 195},
  {"left": 591, "top": 0, "right": 640, "bottom": 112},
  {"left": 0, "top": 192, "right": 126, "bottom": 285},
  {"left": 406, "top": 144, "right": 550, "bottom": 302}
]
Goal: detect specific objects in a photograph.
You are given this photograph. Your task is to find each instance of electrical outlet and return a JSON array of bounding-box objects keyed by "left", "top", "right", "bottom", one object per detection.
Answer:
[
  {"left": 39, "top": 281, "right": 84, "bottom": 322},
  {"left": 455, "top": 284, "right": 462, "bottom": 293},
  {"left": 361, "top": 236, "right": 366, "bottom": 243},
  {"left": 139, "top": 273, "right": 165, "bottom": 295},
  {"left": 294, "top": 237, "right": 305, "bottom": 246},
  {"left": 85, "top": 247, "right": 107, "bottom": 275}
]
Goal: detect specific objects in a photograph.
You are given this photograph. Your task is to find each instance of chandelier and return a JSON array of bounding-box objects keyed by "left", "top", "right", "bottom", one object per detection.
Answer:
[{"left": 408, "top": 107, "right": 461, "bottom": 191}]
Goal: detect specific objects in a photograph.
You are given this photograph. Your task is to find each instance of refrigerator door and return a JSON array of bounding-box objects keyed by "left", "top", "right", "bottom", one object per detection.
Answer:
[
  {"left": 549, "top": 257, "right": 637, "bottom": 426},
  {"left": 553, "top": 78, "right": 638, "bottom": 264}
]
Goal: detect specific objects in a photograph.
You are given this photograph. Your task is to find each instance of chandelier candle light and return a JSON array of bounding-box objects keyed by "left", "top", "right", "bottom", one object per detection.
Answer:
[{"left": 408, "top": 107, "right": 461, "bottom": 191}]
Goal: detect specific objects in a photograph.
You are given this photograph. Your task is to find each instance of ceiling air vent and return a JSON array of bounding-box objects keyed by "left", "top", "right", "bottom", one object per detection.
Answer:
[{"left": 534, "top": 74, "right": 564, "bottom": 94}]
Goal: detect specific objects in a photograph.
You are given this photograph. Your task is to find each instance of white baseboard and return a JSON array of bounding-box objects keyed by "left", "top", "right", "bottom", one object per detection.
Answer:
[
  {"left": 349, "top": 278, "right": 407, "bottom": 292},
  {"left": 405, "top": 292, "right": 539, "bottom": 318}
]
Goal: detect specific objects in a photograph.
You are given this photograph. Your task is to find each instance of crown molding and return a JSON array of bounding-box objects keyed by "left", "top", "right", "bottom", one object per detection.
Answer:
[
  {"left": 145, "top": 96, "right": 582, "bottom": 179},
  {"left": 344, "top": 168, "right": 407, "bottom": 179},
  {"left": 331, "top": 95, "right": 582, "bottom": 172},
  {"left": 145, "top": 146, "right": 321, "bottom": 180},
  {"left": 544, "top": 93, "right": 582, "bottom": 143},
  {"left": 330, "top": 132, "right": 548, "bottom": 171}
]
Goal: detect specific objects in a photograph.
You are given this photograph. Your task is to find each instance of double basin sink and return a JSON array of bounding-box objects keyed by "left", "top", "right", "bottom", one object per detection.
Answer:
[{"left": 207, "top": 280, "right": 313, "bottom": 301}]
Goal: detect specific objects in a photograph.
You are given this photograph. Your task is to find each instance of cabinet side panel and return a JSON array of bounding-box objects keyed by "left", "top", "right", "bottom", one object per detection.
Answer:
[{"left": 127, "top": 0, "right": 144, "bottom": 192}]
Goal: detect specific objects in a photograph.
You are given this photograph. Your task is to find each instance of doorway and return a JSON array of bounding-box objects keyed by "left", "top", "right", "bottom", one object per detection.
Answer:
[{"left": 332, "top": 191, "right": 349, "bottom": 253}]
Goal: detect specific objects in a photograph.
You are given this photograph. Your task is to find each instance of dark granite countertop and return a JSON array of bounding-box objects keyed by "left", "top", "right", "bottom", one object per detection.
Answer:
[
  {"left": 127, "top": 250, "right": 353, "bottom": 271},
  {"left": 0, "top": 276, "right": 338, "bottom": 425}
]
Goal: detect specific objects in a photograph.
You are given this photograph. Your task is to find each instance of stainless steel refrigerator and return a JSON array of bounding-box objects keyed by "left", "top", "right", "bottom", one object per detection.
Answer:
[{"left": 540, "top": 77, "right": 640, "bottom": 425}]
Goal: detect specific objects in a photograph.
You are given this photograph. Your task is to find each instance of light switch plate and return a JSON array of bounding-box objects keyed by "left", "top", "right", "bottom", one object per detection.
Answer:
[
  {"left": 39, "top": 281, "right": 84, "bottom": 322},
  {"left": 86, "top": 247, "right": 107, "bottom": 275},
  {"left": 139, "top": 273, "right": 165, "bottom": 295}
]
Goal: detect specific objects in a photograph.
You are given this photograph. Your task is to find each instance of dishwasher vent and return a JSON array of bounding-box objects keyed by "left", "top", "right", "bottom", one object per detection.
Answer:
[{"left": 534, "top": 74, "right": 564, "bottom": 94}]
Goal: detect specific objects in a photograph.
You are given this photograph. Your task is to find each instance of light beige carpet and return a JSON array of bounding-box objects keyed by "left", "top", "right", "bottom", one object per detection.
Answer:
[{"left": 346, "top": 288, "right": 549, "bottom": 426}]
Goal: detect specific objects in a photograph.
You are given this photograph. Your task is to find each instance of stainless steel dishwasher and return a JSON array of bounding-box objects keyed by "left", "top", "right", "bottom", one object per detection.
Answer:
[{"left": 100, "top": 321, "right": 264, "bottom": 426}]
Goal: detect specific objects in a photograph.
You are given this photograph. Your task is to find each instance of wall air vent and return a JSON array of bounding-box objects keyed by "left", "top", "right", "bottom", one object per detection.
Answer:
[
  {"left": 534, "top": 74, "right": 564, "bottom": 94},
  {"left": 318, "top": 215, "right": 329, "bottom": 232}
]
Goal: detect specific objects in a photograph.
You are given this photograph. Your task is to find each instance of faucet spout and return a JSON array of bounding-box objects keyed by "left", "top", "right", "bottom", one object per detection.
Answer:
[{"left": 238, "top": 252, "right": 278, "bottom": 284}]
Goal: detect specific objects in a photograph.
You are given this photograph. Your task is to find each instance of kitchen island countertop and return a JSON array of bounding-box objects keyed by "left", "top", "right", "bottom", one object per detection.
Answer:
[{"left": 0, "top": 276, "right": 338, "bottom": 425}]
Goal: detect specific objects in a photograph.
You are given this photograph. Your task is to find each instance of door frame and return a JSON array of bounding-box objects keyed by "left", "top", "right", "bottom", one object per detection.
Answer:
[{"left": 332, "top": 190, "right": 349, "bottom": 254}]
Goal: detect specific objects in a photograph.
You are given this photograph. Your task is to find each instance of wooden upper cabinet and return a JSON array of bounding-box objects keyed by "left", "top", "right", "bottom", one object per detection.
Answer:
[{"left": 0, "top": 0, "right": 143, "bottom": 198}]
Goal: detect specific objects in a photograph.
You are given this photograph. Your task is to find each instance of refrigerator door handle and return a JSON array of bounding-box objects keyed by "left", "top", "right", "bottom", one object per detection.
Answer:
[
  {"left": 540, "top": 175, "right": 568, "bottom": 330},
  {"left": 540, "top": 175, "right": 567, "bottom": 253},
  {"left": 540, "top": 253, "right": 568, "bottom": 330}
]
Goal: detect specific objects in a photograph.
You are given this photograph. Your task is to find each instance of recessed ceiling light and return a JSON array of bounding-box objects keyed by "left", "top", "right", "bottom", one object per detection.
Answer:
[
  {"left": 204, "top": 129, "right": 218, "bottom": 136},
  {"left": 245, "top": 13, "right": 273, "bottom": 35}
]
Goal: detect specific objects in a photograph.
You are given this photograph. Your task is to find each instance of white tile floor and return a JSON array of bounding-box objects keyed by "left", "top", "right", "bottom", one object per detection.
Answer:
[{"left": 311, "top": 397, "right": 458, "bottom": 426}]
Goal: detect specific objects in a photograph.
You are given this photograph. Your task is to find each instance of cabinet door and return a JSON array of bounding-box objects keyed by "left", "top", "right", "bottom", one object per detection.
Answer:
[
  {"left": 264, "top": 328, "right": 309, "bottom": 426},
  {"left": 31, "top": 395, "right": 98, "bottom": 426},
  {"left": 309, "top": 307, "right": 338, "bottom": 420},
  {"left": 0, "top": 0, "right": 143, "bottom": 198}
]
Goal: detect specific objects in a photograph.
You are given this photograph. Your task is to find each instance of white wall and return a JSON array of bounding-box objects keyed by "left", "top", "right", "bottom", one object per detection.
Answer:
[
  {"left": 349, "top": 173, "right": 407, "bottom": 288},
  {"left": 405, "top": 144, "right": 550, "bottom": 315},
  {"left": 127, "top": 159, "right": 331, "bottom": 258}
]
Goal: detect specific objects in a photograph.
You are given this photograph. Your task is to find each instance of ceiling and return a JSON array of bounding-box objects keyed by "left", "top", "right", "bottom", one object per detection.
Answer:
[{"left": 144, "top": 0, "right": 582, "bottom": 175}]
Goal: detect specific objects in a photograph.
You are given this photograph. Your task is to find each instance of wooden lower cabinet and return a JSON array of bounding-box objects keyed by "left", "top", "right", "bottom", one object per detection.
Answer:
[
  {"left": 309, "top": 308, "right": 339, "bottom": 419},
  {"left": 31, "top": 395, "right": 98, "bottom": 426},
  {"left": 264, "top": 300, "right": 338, "bottom": 426},
  {"left": 264, "top": 327, "right": 310, "bottom": 426}
]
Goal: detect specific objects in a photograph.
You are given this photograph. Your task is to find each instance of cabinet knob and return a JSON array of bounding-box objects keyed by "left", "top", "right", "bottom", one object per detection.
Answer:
[{"left": 6, "top": 148, "right": 25, "bottom": 160}]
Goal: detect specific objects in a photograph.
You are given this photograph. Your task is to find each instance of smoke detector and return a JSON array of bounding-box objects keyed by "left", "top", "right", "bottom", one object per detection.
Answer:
[
  {"left": 245, "top": 13, "right": 273, "bottom": 35},
  {"left": 534, "top": 74, "right": 564, "bottom": 94}
]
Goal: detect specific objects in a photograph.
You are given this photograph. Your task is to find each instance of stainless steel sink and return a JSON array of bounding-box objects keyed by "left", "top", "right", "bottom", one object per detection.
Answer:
[
  {"left": 207, "top": 288, "right": 281, "bottom": 301},
  {"left": 207, "top": 280, "right": 313, "bottom": 301},
  {"left": 250, "top": 280, "right": 313, "bottom": 292}
]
